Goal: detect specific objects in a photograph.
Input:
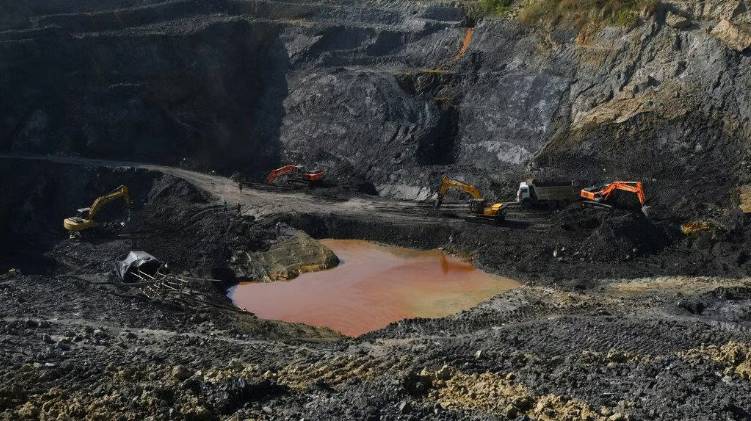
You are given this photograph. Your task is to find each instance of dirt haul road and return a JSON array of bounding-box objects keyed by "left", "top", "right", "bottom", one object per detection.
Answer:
[
  {"left": 2, "top": 153, "right": 748, "bottom": 286},
  {"left": 0, "top": 154, "right": 545, "bottom": 229}
]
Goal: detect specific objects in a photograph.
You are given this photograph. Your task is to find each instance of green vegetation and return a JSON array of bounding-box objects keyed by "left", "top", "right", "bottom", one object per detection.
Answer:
[
  {"left": 477, "top": 0, "right": 514, "bottom": 16},
  {"left": 518, "top": 0, "right": 658, "bottom": 28}
]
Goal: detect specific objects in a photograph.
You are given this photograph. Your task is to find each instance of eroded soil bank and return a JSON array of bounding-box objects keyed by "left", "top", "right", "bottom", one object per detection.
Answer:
[{"left": 229, "top": 239, "right": 520, "bottom": 336}]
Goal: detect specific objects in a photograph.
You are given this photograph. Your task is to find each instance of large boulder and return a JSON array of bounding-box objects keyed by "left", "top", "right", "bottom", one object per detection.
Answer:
[{"left": 231, "top": 231, "right": 339, "bottom": 282}]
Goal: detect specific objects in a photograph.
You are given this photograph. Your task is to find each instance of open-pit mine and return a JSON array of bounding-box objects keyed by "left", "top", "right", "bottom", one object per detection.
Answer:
[{"left": 3, "top": 0, "right": 751, "bottom": 419}]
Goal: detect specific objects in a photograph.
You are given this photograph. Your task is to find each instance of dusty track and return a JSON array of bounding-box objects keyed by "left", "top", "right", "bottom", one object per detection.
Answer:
[
  {"left": 0, "top": 154, "right": 547, "bottom": 229},
  {"left": 4, "top": 152, "right": 750, "bottom": 288}
]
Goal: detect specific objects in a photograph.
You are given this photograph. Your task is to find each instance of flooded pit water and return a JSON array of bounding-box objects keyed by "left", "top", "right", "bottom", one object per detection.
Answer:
[{"left": 228, "top": 239, "right": 520, "bottom": 336}]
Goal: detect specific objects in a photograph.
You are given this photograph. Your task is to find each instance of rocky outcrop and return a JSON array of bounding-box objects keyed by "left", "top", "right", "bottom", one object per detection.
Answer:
[
  {"left": 231, "top": 230, "right": 339, "bottom": 282},
  {"left": 665, "top": 11, "right": 691, "bottom": 29},
  {"left": 711, "top": 19, "right": 751, "bottom": 51},
  {"left": 739, "top": 185, "right": 751, "bottom": 213}
]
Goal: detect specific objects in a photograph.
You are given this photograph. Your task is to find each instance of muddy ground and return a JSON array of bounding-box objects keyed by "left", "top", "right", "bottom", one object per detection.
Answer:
[{"left": 2, "top": 156, "right": 751, "bottom": 420}]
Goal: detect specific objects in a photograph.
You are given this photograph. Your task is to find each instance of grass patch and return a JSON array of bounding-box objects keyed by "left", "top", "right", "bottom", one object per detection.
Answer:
[
  {"left": 478, "top": 0, "right": 514, "bottom": 16},
  {"left": 459, "top": 0, "right": 514, "bottom": 19},
  {"left": 518, "top": 0, "right": 658, "bottom": 28}
]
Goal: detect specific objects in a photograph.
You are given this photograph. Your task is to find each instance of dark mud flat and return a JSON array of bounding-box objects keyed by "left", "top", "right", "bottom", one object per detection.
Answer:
[
  {"left": 1, "top": 158, "right": 751, "bottom": 420},
  {"left": 284, "top": 204, "right": 751, "bottom": 289}
]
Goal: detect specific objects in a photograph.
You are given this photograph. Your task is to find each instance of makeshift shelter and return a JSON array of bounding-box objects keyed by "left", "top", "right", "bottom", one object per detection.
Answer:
[{"left": 115, "top": 251, "right": 163, "bottom": 282}]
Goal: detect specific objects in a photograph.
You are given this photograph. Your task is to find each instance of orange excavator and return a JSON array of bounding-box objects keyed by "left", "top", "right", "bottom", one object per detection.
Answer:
[
  {"left": 266, "top": 164, "right": 324, "bottom": 187},
  {"left": 580, "top": 181, "right": 648, "bottom": 214}
]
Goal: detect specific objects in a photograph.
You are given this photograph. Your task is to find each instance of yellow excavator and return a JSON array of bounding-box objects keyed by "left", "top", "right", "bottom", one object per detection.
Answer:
[
  {"left": 63, "top": 185, "right": 132, "bottom": 236},
  {"left": 434, "top": 176, "right": 506, "bottom": 222}
]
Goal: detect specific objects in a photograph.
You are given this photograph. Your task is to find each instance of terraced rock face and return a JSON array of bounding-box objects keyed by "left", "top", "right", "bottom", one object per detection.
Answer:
[
  {"left": 2, "top": 0, "right": 751, "bottom": 214},
  {"left": 1, "top": 14, "right": 287, "bottom": 176}
]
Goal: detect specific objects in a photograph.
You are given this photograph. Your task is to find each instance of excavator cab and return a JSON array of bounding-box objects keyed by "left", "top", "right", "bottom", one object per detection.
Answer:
[
  {"left": 580, "top": 181, "right": 648, "bottom": 214},
  {"left": 468, "top": 198, "right": 487, "bottom": 214},
  {"left": 74, "top": 206, "right": 93, "bottom": 218}
]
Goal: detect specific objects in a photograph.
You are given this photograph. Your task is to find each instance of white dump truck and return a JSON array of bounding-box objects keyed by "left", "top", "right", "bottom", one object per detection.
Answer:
[{"left": 516, "top": 179, "right": 578, "bottom": 209}]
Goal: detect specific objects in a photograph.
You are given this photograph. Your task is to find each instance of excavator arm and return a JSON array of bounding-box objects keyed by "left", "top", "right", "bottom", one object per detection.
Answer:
[
  {"left": 266, "top": 164, "right": 302, "bottom": 184},
  {"left": 435, "top": 176, "right": 483, "bottom": 208},
  {"left": 611, "top": 182, "right": 645, "bottom": 206},
  {"left": 580, "top": 181, "right": 646, "bottom": 210},
  {"left": 64, "top": 185, "right": 132, "bottom": 233},
  {"left": 266, "top": 164, "right": 325, "bottom": 185},
  {"left": 87, "top": 185, "right": 132, "bottom": 221}
]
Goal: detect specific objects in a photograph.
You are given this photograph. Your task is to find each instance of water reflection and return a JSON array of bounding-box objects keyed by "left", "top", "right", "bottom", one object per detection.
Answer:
[{"left": 229, "top": 239, "right": 519, "bottom": 336}]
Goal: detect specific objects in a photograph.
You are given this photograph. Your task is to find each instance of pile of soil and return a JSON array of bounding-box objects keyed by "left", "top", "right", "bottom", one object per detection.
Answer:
[
  {"left": 307, "top": 157, "right": 379, "bottom": 198},
  {"left": 568, "top": 209, "right": 674, "bottom": 262}
]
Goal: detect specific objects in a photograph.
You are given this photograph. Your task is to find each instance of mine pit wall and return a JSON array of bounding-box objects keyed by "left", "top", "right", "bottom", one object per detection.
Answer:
[
  {"left": 535, "top": 111, "right": 750, "bottom": 219},
  {"left": 0, "top": 18, "right": 288, "bottom": 178},
  {"left": 3, "top": 1, "right": 751, "bottom": 220},
  {"left": 526, "top": 11, "right": 751, "bottom": 218},
  {"left": 294, "top": 3, "right": 751, "bottom": 215},
  {"left": 3, "top": 0, "right": 751, "bottom": 261},
  {"left": 278, "top": 213, "right": 457, "bottom": 251}
]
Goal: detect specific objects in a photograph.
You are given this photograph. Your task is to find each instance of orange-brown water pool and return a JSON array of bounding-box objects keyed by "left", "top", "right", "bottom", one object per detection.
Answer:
[{"left": 228, "top": 239, "right": 520, "bottom": 336}]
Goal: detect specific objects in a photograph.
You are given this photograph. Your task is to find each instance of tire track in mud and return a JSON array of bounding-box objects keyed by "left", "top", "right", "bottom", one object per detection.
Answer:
[{"left": 0, "top": 316, "right": 333, "bottom": 350}]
